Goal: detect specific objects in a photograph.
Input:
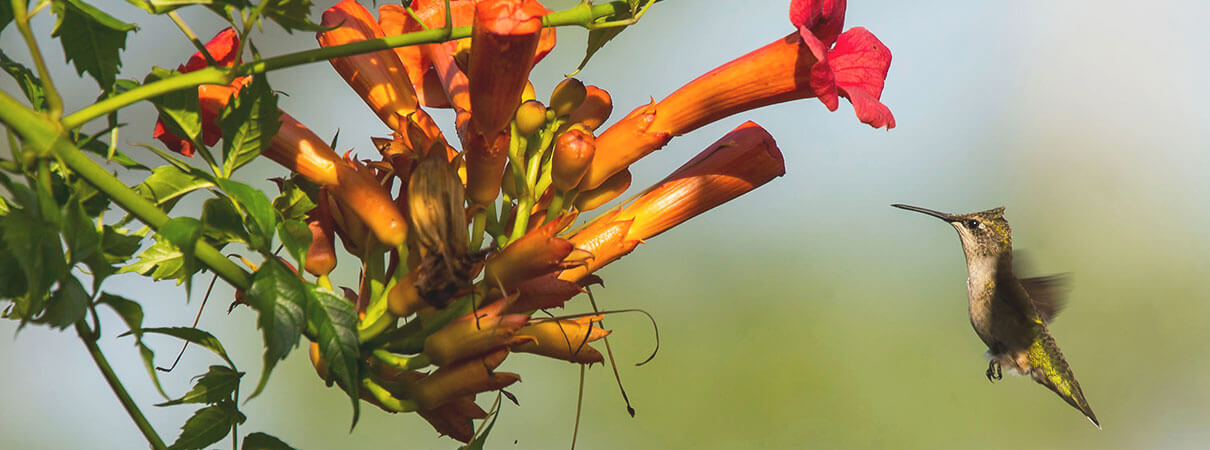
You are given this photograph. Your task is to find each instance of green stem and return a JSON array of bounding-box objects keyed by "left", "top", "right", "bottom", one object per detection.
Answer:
[
  {"left": 361, "top": 377, "right": 418, "bottom": 413},
  {"left": 59, "top": 2, "right": 631, "bottom": 130},
  {"left": 469, "top": 208, "right": 487, "bottom": 251},
  {"left": 372, "top": 349, "right": 430, "bottom": 371},
  {"left": 76, "top": 321, "right": 168, "bottom": 450},
  {"left": 167, "top": 11, "right": 217, "bottom": 67},
  {"left": 0, "top": 91, "right": 253, "bottom": 290},
  {"left": 12, "top": 0, "right": 64, "bottom": 118}
]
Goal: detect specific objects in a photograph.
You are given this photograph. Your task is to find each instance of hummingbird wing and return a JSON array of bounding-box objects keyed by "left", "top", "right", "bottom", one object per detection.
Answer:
[
  {"left": 1025, "top": 324, "right": 1101, "bottom": 428},
  {"left": 1020, "top": 274, "right": 1070, "bottom": 323}
]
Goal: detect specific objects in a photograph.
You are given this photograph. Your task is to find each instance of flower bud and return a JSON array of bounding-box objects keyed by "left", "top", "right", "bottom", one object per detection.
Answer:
[
  {"left": 573, "top": 168, "right": 630, "bottom": 211},
  {"left": 514, "top": 100, "right": 547, "bottom": 137},
  {"left": 424, "top": 314, "right": 529, "bottom": 366},
  {"left": 549, "top": 77, "right": 586, "bottom": 118},
  {"left": 387, "top": 271, "right": 425, "bottom": 317},
  {"left": 407, "top": 349, "right": 520, "bottom": 410},
  {"left": 467, "top": 0, "right": 545, "bottom": 137},
  {"left": 304, "top": 189, "right": 337, "bottom": 277},
  {"left": 568, "top": 85, "right": 613, "bottom": 131},
  {"left": 552, "top": 127, "right": 596, "bottom": 192},
  {"left": 513, "top": 316, "right": 610, "bottom": 364}
]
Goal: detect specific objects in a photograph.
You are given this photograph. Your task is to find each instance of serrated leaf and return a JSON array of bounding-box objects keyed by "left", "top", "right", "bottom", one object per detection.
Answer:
[
  {"left": 63, "top": 197, "right": 102, "bottom": 264},
  {"left": 0, "top": 198, "right": 67, "bottom": 314},
  {"left": 276, "top": 220, "right": 310, "bottom": 268},
  {"left": 168, "top": 402, "right": 245, "bottom": 450},
  {"left": 272, "top": 176, "right": 318, "bottom": 223},
  {"left": 160, "top": 217, "right": 205, "bottom": 290},
  {"left": 307, "top": 286, "right": 360, "bottom": 424},
  {"left": 136, "top": 326, "right": 236, "bottom": 368},
  {"left": 136, "top": 165, "right": 215, "bottom": 209},
  {"left": 201, "top": 197, "right": 249, "bottom": 246},
  {"left": 157, "top": 365, "right": 242, "bottom": 406},
  {"left": 97, "top": 292, "right": 169, "bottom": 398},
  {"left": 220, "top": 74, "right": 279, "bottom": 175},
  {"left": 100, "top": 225, "right": 143, "bottom": 264},
  {"left": 51, "top": 0, "right": 137, "bottom": 89},
  {"left": 147, "top": 67, "right": 203, "bottom": 145},
  {"left": 242, "top": 432, "right": 295, "bottom": 450},
  {"left": 120, "top": 236, "right": 189, "bottom": 283},
  {"left": 245, "top": 259, "right": 306, "bottom": 398},
  {"left": 217, "top": 179, "right": 276, "bottom": 252},
  {"left": 262, "top": 0, "right": 322, "bottom": 33},
  {"left": 0, "top": 50, "right": 48, "bottom": 111},
  {"left": 573, "top": 0, "right": 659, "bottom": 75},
  {"left": 40, "top": 275, "right": 90, "bottom": 329}
]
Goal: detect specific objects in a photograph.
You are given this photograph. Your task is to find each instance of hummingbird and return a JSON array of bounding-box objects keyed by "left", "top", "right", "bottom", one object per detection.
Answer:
[{"left": 891, "top": 204, "right": 1100, "bottom": 429}]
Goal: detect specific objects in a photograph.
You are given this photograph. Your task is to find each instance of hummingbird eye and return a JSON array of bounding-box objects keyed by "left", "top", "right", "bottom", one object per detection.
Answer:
[{"left": 964, "top": 219, "right": 980, "bottom": 229}]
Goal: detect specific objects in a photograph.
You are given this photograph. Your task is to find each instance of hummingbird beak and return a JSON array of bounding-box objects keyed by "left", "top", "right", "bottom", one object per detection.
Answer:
[{"left": 891, "top": 204, "right": 959, "bottom": 222}]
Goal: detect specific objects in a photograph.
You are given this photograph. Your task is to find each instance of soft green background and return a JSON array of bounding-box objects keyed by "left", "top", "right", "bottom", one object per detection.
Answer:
[{"left": 3, "top": 0, "right": 1210, "bottom": 448}]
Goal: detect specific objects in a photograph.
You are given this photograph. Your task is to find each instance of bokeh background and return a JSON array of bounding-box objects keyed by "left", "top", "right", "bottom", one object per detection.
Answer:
[{"left": 3, "top": 0, "right": 1210, "bottom": 448}]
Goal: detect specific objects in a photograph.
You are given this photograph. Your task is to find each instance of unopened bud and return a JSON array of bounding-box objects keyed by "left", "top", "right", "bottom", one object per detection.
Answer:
[
  {"left": 552, "top": 127, "right": 596, "bottom": 192},
  {"left": 569, "top": 85, "right": 612, "bottom": 130},
  {"left": 514, "top": 100, "right": 547, "bottom": 137},
  {"left": 573, "top": 168, "right": 630, "bottom": 211},
  {"left": 549, "top": 78, "right": 586, "bottom": 118}
]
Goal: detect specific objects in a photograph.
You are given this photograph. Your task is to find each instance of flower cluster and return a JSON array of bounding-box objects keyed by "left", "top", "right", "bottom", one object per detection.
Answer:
[{"left": 157, "top": 0, "right": 891, "bottom": 442}]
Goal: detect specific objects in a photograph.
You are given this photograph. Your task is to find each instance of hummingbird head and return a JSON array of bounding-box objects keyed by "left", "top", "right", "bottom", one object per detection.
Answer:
[{"left": 891, "top": 204, "right": 1012, "bottom": 258}]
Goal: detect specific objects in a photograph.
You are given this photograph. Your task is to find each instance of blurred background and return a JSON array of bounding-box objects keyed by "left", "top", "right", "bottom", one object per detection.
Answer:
[{"left": 3, "top": 0, "right": 1210, "bottom": 448}]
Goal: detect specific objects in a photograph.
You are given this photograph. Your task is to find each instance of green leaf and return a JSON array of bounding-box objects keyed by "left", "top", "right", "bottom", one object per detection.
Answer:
[
  {"left": 0, "top": 196, "right": 67, "bottom": 314},
  {"left": 262, "top": 0, "right": 322, "bottom": 33},
  {"left": 0, "top": 237, "right": 27, "bottom": 300},
  {"left": 97, "top": 292, "right": 170, "bottom": 398},
  {"left": 63, "top": 196, "right": 101, "bottom": 264},
  {"left": 100, "top": 225, "right": 144, "bottom": 264},
  {"left": 219, "top": 74, "right": 279, "bottom": 175},
  {"left": 0, "top": 50, "right": 48, "bottom": 111},
  {"left": 159, "top": 216, "right": 205, "bottom": 289},
  {"left": 51, "top": 0, "right": 137, "bottom": 89},
  {"left": 120, "top": 236, "right": 189, "bottom": 283},
  {"left": 157, "top": 365, "right": 242, "bottom": 406},
  {"left": 277, "top": 220, "right": 310, "bottom": 269},
  {"left": 242, "top": 432, "right": 295, "bottom": 450},
  {"left": 217, "top": 179, "right": 277, "bottom": 252},
  {"left": 0, "top": 1, "right": 12, "bottom": 32},
  {"left": 125, "top": 0, "right": 248, "bottom": 14},
  {"left": 77, "top": 131, "right": 149, "bottom": 171},
  {"left": 272, "top": 175, "right": 318, "bottom": 223},
  {"left": 245, "top": 259, "right": 307, "bottom": 398},
  {"left": 462, "top": 406, "right": 501, "bottom": 450},
  {"left": 40, "top": 275, "right": 90, "bottom": 329},
  {"left": 135, "top": 164, "right": 215, "bottom": 209},
  {"left": 168, "top": 402, "right": 245, "bottom": 450},
  {"left": 136, "top": 326, "right": 236, "bottom": 368},
  {"left": 573, "top": 0, "right": 659, "bottom": 75},
  {"left": 201, "top": 197, "right": 249, "bottom": 246},
  {"left": 146, "top": 67, "right": 203, "bottom": 145},
  {"left": 307, "top": 285, "right": 360, "bottom": 424}
]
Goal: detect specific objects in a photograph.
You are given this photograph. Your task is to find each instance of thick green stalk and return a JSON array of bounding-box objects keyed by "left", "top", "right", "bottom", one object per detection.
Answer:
[
  {"left": 76, "top": 321, "right": 168, "bottom": 450},
  {"left": 0, "top": 91, "right": 253, "bottom": 290},
  {"left": 59, "top": 2, "right": 631, "bottom": 130}
]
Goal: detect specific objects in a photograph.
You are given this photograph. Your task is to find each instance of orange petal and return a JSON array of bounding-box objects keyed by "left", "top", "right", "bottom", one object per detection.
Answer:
[
  {"left": 318, "top": 0, "right": 420, "bottom": 132},
  {"left": 467, "top": 0, "right": 545, "bottom": 137},
  {"left": 580, "top": 33, "right": 820, "bottom": 189}
]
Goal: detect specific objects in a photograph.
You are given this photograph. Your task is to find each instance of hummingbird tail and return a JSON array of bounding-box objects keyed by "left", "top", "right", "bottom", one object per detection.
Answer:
[{"left": 1024, "top": 331, "right": 1101, "bottom": 429}]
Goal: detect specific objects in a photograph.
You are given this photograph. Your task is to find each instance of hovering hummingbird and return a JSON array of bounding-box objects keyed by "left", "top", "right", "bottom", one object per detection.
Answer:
[{"left": 891, "top": 204, "right": 1100, "bottom": 429}]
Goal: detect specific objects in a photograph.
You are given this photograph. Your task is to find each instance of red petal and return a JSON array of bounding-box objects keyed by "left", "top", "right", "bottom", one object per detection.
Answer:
[
  {"left": 152, "top": 119, "right": 195, "bottom": 157},
  {"left": 828, "top": 27, "right": 894, "bottom": 129},
  {"left": 179, "top": 28, "right": 240, "bottom": 73},
  {"left": 788, "top": 0, "right": 846, "bottom": 48}
]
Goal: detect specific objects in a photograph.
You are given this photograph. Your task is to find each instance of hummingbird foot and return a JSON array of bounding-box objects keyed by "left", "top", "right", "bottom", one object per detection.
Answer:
[{"left": 985, "top": 360, "right": 1003, "bottom": 382}]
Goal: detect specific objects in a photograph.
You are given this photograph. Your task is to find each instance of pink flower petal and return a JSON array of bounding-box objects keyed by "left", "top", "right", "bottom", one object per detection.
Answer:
[
  {"left": 828, "top": 27, "right": 894, "bottom": 129},
  {"left": 789, "top": 0, "right": 846, "bottom": 50}
]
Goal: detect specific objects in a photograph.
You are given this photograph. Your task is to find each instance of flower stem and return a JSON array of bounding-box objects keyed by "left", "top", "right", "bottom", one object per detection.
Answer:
[
  {"left": 76, "top": 320, "right": 168, "bottom": 450},
  {"left": 12, "top": 0, "right": 64, "bottom": 118},
  {"left": 167, "top": 11, "right": 217, "bottom": 67}
]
